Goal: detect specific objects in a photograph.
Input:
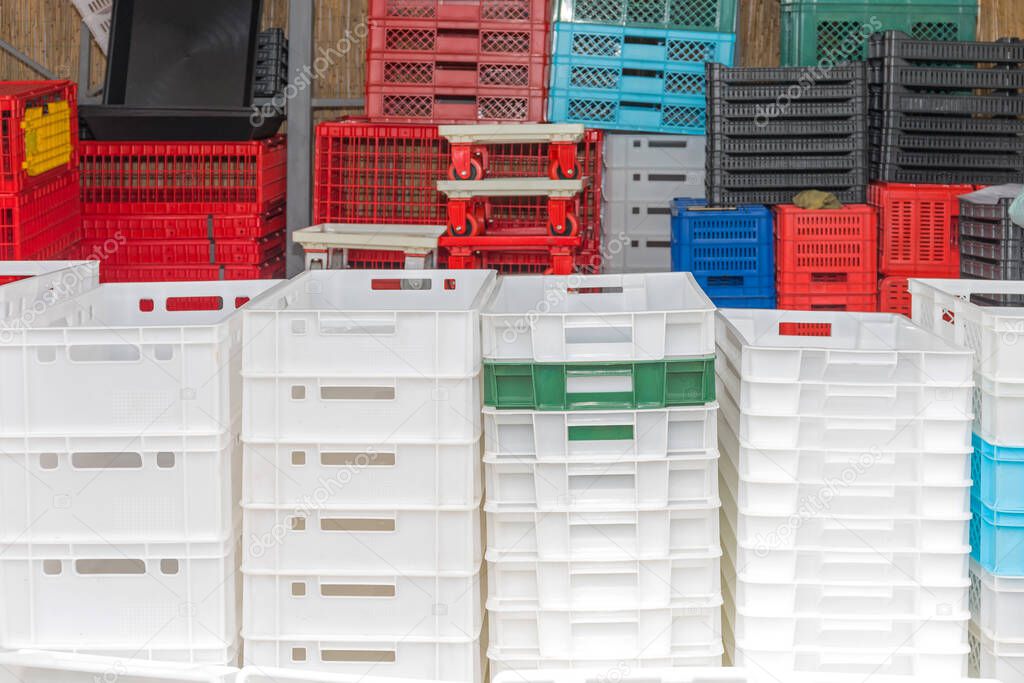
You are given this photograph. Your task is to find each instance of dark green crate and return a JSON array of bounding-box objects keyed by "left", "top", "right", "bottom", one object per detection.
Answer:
[
  {"left": 780, "top": 0, "right": 978, "bottom": 67},
  {"left": 483, "top": 358, "right": 716, "bottom": 411}
]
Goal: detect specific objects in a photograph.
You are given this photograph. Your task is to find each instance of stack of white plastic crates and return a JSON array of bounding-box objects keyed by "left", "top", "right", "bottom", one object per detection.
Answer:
[
  {"left": 910, "top": 279, "right": 1024, "bottom": 682},
  {"left": 481, "top": 273, "right": 722, "bottom": 674},
  {"left": 0, "top": 264, "right": 281, "bottom": 663},
  {"left": 603, "top": 133, "right": 705, "bottom": 274},
  {"left": 239, "top": 270, "right": 495, "bottom": 682},
  {"left": 717, "top": 309, "right": 975, "bottom": 676}
]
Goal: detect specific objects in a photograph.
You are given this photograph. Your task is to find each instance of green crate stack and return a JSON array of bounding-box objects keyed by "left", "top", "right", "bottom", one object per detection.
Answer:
[{"left": 780, "top": 0, "right": 978, "bottom": 66}]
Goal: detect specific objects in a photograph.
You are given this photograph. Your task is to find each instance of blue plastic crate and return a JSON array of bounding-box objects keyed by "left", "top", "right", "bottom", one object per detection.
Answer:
[
  {"left": 548, "top": 88, "right": 708, "bottom": 134},
  {"left": 669, "top": 198, "right": 776, "bottom": 300},
  {"left": 972, "top": 432, "right": 1024, "bottom": 512},
  {"left": 971, "top": 495, "right": 1024, "bottom": 576},
  {"left": 709, "top": 295, "right": 776, "bottom": 309}
]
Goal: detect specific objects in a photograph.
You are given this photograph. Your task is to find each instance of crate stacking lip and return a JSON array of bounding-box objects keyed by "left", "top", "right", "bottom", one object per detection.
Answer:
[
  {"left": 369, "top": 0, "right": 551, "bottom": 24},
  {"left": 871, "top": 128, "right": 1024, "bottom": 154},
  {"left": 83, "top": 209, "right": 286, "bottom": 241},
  {"left": 871, "top": 164, "right": 1022, "bottom": 187},
  {"left": 960, "top": 185, "right": 1024, "bottom": 224},
  {"left": 709, "top": 187, "right": 867, "bottom": 209},
  {"left": 960, "top": 216, "right": 1024, "bottom": 243},
  {"left": 556, "top": 0, "right": 738, "bottom": 32},
  {"left": 0, "top": 170, "right": 82, "bottom": 260},
  {"left": 99, "top": 258, "right": 286, "bottom": 283},
  {"left": 0, "top": 80, "right": 78, "bottom": 194},
  {"left": 82, "top": 232, "right": 286, "bottom": 266}
]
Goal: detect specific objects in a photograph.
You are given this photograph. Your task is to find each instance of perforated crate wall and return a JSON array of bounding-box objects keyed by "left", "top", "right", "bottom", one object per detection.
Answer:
[{"left": 556, "top": 0, "right": 738, "bottom": 32}]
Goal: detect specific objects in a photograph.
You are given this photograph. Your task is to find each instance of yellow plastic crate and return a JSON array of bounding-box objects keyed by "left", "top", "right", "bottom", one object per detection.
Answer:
[{"left": 21, "top": 100, "right": 73, "bottom": 177}]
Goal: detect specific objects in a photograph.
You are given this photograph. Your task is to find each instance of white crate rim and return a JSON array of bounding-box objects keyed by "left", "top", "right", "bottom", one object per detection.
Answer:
[{"left": 0, "top": 650, "right": 236, "bottom": 681}]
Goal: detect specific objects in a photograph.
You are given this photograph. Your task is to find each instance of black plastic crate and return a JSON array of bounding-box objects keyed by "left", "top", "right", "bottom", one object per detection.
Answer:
[
  {"left": 707, "top": 63, "right": 866, "bottom": 102},
  {"left": 961, "top": 236, "right": 1024, "bottom": 262},
  {"left": 712, "top": 118, "right": 863, "bottom": 138},
  {"left": 869, "top": 61, "right": 1024, "bottom": 91},
  {"left": 962, "top": 254, "right": 1024, "bottom": 280},
  {"left": 709, "top": 168, "right": 866, "bottom": 191},
  {"left": 960, "top": 216, "right": 1024, "bottom": 241},
  {"left": 707, "top": 186, "right": 866, "bottom": 208},
  {"left": 707, "top": 63, "right": 867, "bottom": 86},
  {"left": 869, "top": 31, "right": 1024, "bottom": 64},
  {"left": 709, "top": 132, "right": 866, "bottom": 155},
  {"left": 870, "top": 149, "right": 1024, "bottom": 171},
  {"left": 713, "top": 152, "right": 866, "bottom": 172},
  {"left": 871, "top": 163, "right": 1024, "bottom": 185},
  {"left": 970, "top": 293, "right": 1024, "bottom": 307},
  {"left": 960, "top": 187, "right": 1024, "bottom": 224},
  {"left": 870, "top": 111, "right": 1024, "bottom": 136},
  {"left": 709, "top": 98, "right": 868, "bottom": 121},
  {"left": 869, "top": 88, "right": 1024, "bottom": 116},
  {"left": 869, "top": 128, "right": 1024, "bottom": 153}
]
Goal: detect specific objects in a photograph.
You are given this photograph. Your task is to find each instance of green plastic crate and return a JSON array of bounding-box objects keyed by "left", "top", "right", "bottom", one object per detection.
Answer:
[
  {"left": 780, "top": 0, "right": 978, "bottom": 66},
  {"left": 483, "top": 358, "right": 716, "bottom": 411},
  {"left": 556, "top": 0, "right": 738, "bottom": 32}
]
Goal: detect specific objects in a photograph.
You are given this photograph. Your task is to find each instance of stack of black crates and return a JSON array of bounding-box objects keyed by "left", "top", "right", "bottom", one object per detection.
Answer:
[
  {"left": 255, "top": 28, "right": 289, "bottom": 99},
  {"left": 959, "top": 185, "right": 1024, "bottom": 280},
  {"left": 869, "top": 31, "right": 1024, "bottom": 185},
  {"left": 704, "top": 63, "right": 868, "bottom": 206}
]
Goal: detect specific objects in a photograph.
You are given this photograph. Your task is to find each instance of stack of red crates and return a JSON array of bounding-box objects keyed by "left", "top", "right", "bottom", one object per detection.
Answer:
[
  {"left": 0, "top": 81, "right": 82, "bottom": 262},
  {"left": 314, "top": 120, "right": 603, "bottom": 274},
  {"left": 366, "top": 0, "right": 549, "bottom": 124},
  {"left": 773, "top": 204, "right": 879, "bottom": 312},
  {"left": 869, "top": 182, "right": 970, "bottom": 318},
  {"left": 79, "top": 137, "right": 288, "bottom": 282}
]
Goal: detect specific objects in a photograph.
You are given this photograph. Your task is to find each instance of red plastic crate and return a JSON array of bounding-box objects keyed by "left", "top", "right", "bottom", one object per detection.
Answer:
[
  {"left": 777, "top": 292, "right": 878, "bottom": 312},
  {"left": 0, "top": 275, "right": 26, "bottom": 285},
  {"left": 366, "top": 84, "right": 546, "bottom": 123},
  {"left": 370, "top": 22, "right": 548, "bottom": 56},
  {"left": 879, "top": 276, "right": 912, "bottom": 318},
  {"left": 81, "top": 230, "right": 285, "bottom": 266},
  {"left": 0, "top": 170, "right": 82, "bottom": 260},
  {"left": 368, "top": 52, "right": 548, "bottom": 91},
  {"left": 369, "top": 0, "right": 550, "bottom": 24},
  {"left": 0, "top": 81, "right": 78, "bottom": 194},
  {"left": 869, "top": 182, "right": 972, "bottom": 277},
  {"left": 80, "top": 136, "right": 287, "bottom": 215},
  {"left": 83, "top": 209, "right": 285, "bottom": 241},
  {"left": 99, "top": 256, "right": 286, "bottom": 283},
  {"left": 774, "top": 204, "right": 878, "bottom": 294}
]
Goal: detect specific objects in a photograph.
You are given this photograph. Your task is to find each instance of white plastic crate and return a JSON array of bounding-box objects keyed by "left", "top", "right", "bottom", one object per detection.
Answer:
[
  {"left": 717, "top": 309, "right": 973, "bottom": 386},
  {"left": 237, "top": 667, "right": 451, "bottom": 683},
  {"left": 735, "top": 643, "right": 969, "bottom": 677},
  {"left": 717, "top": 408, "right": 971, "bottom": 486},
  {"left": 602, "top": 168, "right": 706, "bottom": 203},
  {"left": 243, "top": 375, "right": 481, "bottom": 443},
  {"left": 490, "top": 666, "right": 994, "bottom": 683},
  {"left": 486, "top": 551, "right": 721, "bottom": 610},
  {"left": 716, "top": 352, "right": 973, "bottom": 420},
  {"left": 71, "top": 0, "right": 112, "bottom": 53},
  {"left": 602, "top": 201, "right": 673, "bottom": 235},
  {"left": 0, "top": 260, "right": 98, "bottom": 321},
  {"left": 242, "top": 504, "right": 481, "bottom": 574},
  {"left": 242, "top": 270, "right": 496, "bottom": 378},
  {"left": 243, "top": 570, "right": 482, "bottom": 639},
  {"left": 241, "top": 635, "right": 483, "bottom": 682},
  {"left": 0, "top": 538, "right": 237, "bottom": 658},
  {"left": 601, "top": 220, "right": 672, "bottom": 274},
  {"left": 485, "top": 453, "right": 718, "bottom": 510},
  {"left": 976, "top": 374, "right": 1024, "bottom": 444},
  {"left": 718, "top": 382, "right": 972, "bottom": 451},
  {"left": 486, "top": 503, "right": 719, "bottom": 562},
  {"left": 0, "top": 651, "right": 236, "bottom": 683},
  {"left": 482, "top": 273, "right": 715, "bottom": 363},
  {"left": 243, "top": 439, "right": 480, "bottom": 507},
  {"left": 971, "top": 559, "right": 1024, "bottom": 641},
  {"left": 484, "top": 404, "right": 718, "bottom": 462},
  {"left": 0, "top": 431, "right": 238, "bottom": 543},
  {"left": 0, "top": 279, "right": 282, "bottom": 437},
  {"left": 604, "top": 133, "right": 707, "bottom": 170},
  {"left": 910, "top": 279, "right": 1024, "bottom": 382},
  {"left": 970, "top": 621, "right": 1024, "bottom": 683},
  {"left": 487, "top": 603, "right": 722, "bottom": 660},
  {"left": 488, "top": 653, "right": 724, "bottom": 677}
]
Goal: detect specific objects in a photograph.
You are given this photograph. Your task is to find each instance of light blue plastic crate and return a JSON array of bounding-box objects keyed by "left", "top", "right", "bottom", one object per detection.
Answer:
[
  {"left": 551, "top": 55, "right": 708, "bottom": 100},
  {"left": 971, "top": 495, "right": 1024, "bottom": 576},
  {"left": 972, "top": 432, "right": 1024, "bottom": 512},
  {"left": 552, "top": 22, "right": 736, "bottom": 66},
  {"left": 549, "top": 88, "right": 707, "bottom": 134}
]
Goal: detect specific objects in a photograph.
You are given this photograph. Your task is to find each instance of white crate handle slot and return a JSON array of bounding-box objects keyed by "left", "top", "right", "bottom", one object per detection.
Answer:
[
  {"left": 317, "top": 312, "right": 397, "bottom": 336},
  {"left": 824, "top": 383, "right": 899, "bottom": 399},
  {"left": 565, "top": 367, "right": 633, "bottom": 395}
]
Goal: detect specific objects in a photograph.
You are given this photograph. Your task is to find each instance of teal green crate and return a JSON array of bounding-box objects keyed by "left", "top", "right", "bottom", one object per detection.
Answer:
[
  {"left": 557, "top": 0, "right": 738, "bottom": 32},
  {"left": 483, "top": 358, "right": 716, "bottom": 411},
  {"left": 780, "top": 0, "right": 978, "bottom": 67}
]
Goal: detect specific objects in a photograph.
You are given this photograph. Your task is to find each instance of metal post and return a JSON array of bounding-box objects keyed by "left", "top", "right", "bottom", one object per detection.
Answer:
[
  {"left": 286, "top": 0, "right": 315, "bottom": 276},
  {"left": 78, "top": 21, "right": 93, "bottom": 103}
]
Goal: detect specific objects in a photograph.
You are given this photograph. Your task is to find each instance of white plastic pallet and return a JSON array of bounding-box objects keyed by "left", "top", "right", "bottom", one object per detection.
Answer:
[
  {"left": 241, "top": 635, "right": 483, "bottom": 682},
  {"left": 602, "top": 167, "right": 705, "bottom": 203},
  {"left": 243, "top": 374, "right": 481, "bottom": 443},
  {"left": 484, "top": 453, "right": 718, "bottom": 510},
  {"left": 484, "top": 404, "right": 718, "bottom": 462},
  {"left": 976, "top": 374, "right": 1024, "bottom": 444},
  {"left": 910, "top": 278, "right": 1024, "bottom": 383},
  {"left": 970, "top": 620, "right": 1024, "bottom": 683},
  {"left": 242, "top": 504, "right": 481, "bottom": 574},
  {"left": 243, "top": 439, "right": 480, "bottom": 507},
  {"left": 718, "top": 380, "right": 972, "bottom": 451},
  {"left": 486, "top": 503, "right": 719, "bottom": 562},
  {"left": 604, "top": 133, "right": 707, "bottom": 170},
  {"left": 242, "top": 270, "right": 495, "bottom": 378},
  {"left": 481, "top": 273, "right": 715, "bottom": 363},
  {"left": 0, "top": 650, "right": 236, "bottom": 683},
  {"left": 243, "top": 569, "right": 482, "bottom": 639},
  {"left": 488, "top": 602, "right": 722, "bottom": 661},
  {"left": 717, "top": 309, "right": 974, "bottom": 385},
  {"left": 0, "top": 260, "right": 98, "bottom": 321},
  {"left": 0, "top": 430, "right": 238, "bottom": 543},
  {"left": 971, "top": 559, "right": 1024, "bottom": 642},
  {"left": 0, "top": 279, "right": 282, "bottom": 437},
  {"left": 0, "top": 538, "right": 237, "bottom": 658},
  {"left": 601, "top": 220, "right": 672, "bottom": 274},
  {"left": 486, "top": 551, "right": 721, "bottom": 610},
  {"left": 717, "top": 407, "right": 971, "bottom": 486}
]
